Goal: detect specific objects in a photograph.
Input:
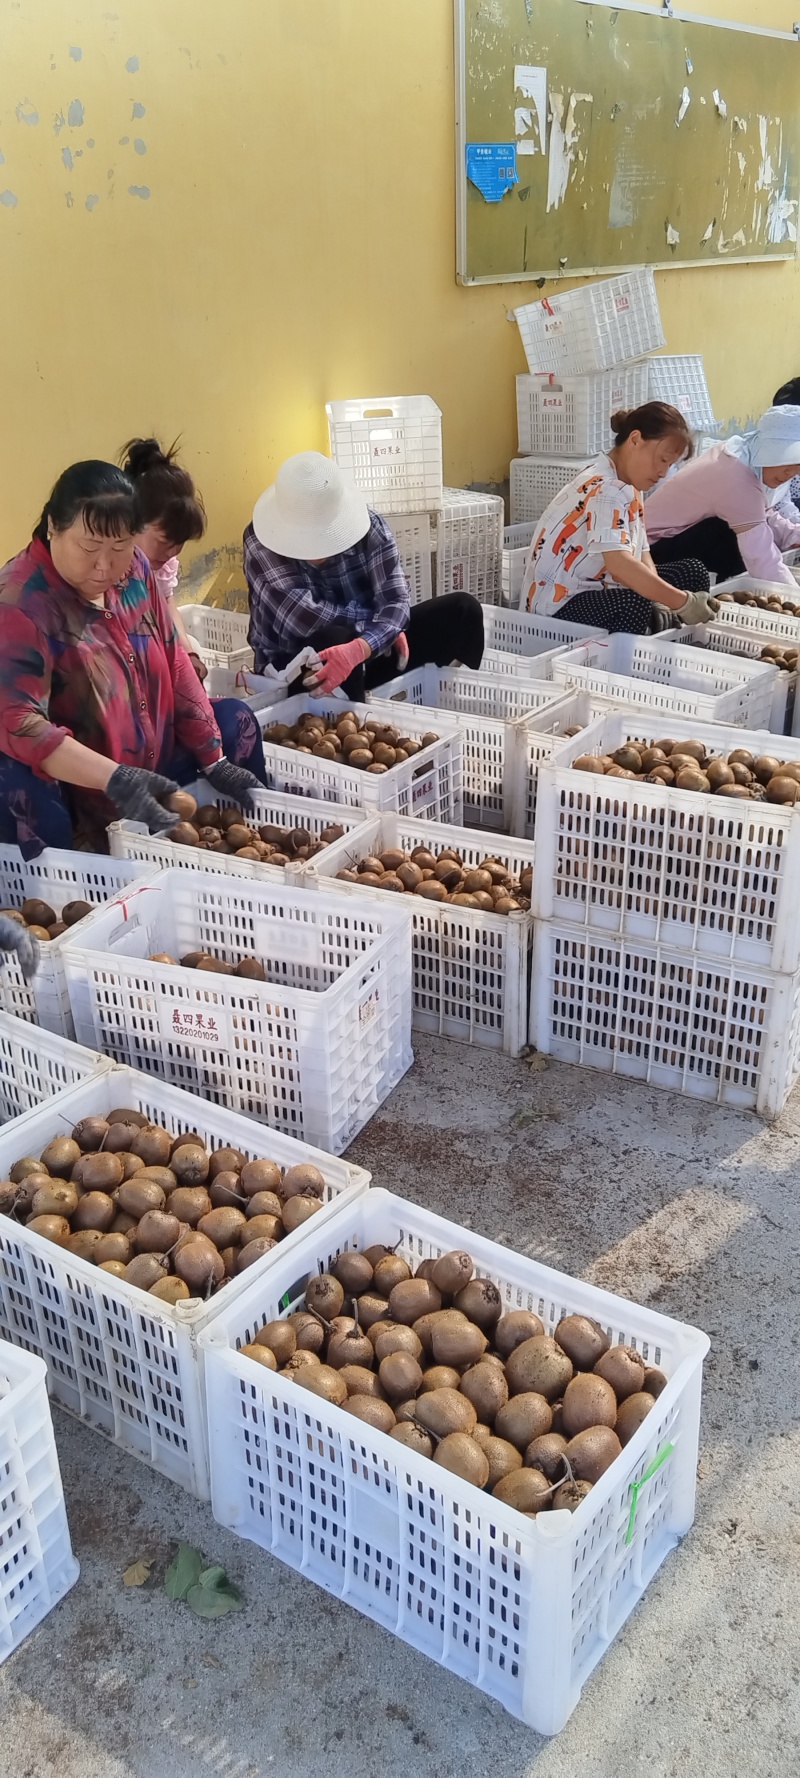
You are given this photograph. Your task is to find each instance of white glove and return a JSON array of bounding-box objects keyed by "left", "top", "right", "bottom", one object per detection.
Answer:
[{"left": 676, "top": 589, "right": 718, "bottom": 625}]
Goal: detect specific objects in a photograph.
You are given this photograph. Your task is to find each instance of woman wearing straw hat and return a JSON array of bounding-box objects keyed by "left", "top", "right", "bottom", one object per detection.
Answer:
[
  {"left": 646, "top": 404, "right": 800, "bottom": 586},
  {"left": 244, "top": 452, "right": 484, "bottom": 699}
]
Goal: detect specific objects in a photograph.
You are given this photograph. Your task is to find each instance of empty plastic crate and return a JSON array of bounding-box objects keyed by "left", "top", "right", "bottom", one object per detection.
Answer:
[
  {"left": 0, "top": 1067, "right": 369, "bottom": 1497},
  {"left": 645, "top": 356, "right": 716, "bottom": 433},
  {"left": 0, "top": 1012, "right": 108, "bottom": 1127},
  {"left": 514, "top": 269, "right": 665, "bottom": 376},
  {"left": 108, "top": 778, "right": 371, "bottom": 884},
  {"left": 387, "top": 513, "right": 434, "bottom": 604},
  {"left": 179, "top": 605, "right": 254, "bottom": 672},
  {"left": 200, "top": 1187, "right": 708, "bottom": 1735},
  {"left": 326, "top": 395, "right": 443, "bottom": 514},
  {"left": 0, "top": 849, "right": 153, "bottom": 1036},
  {"left": 258, "top": 694, "right": 463, "bottom": 824},
  {"left": 510, "top": 691, "right": 594, "bottom": 839},
  {"left": 502, "top": 546, "right": 528, "bottom": 607},
  {"left": 433, "top": 488, "right": 504, "bottom": 603},
  {"left": 306, "top": 811, "right": 535, "bottom": 1053},
  {"left": 63, "top": 867, "right": 413, "bottom": 1154},
  {"left": 517, "top": 364, "right": 649, "bottom": 456},
  {"left": 0, "top": 1341, "right": 78, "bottom": 1661},
  {"left": 532, "top": 710, "right": 800, "bottom": 969},
  {"left": 510, "top": 457, "right": 591, "bottom": 525},
  {"left": 551, "top": 633, "right": 778, "bottom": 727}
]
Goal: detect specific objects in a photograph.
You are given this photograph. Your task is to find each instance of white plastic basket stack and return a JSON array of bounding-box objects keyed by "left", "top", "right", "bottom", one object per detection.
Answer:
[
  {"left": 0, "top": 849, "right": 153, "bottom": 1036},
  {"left": 305, "top": 812, "right": 535, "bottom": 1053},
  {"left": 0, "top": 1341, "right": 78, "bottom": 1661},
  {"left": 0, "top": 1066, "right": 369, "bottom": 1497},
  {"left": 510, "top": 455, "right": 592, "bottom": 525},
  {"left": 179, "top": 605, "right": 254, "bottom": 672},
  {"left": 645, "top": 356, "right": 717, "bottom": 433},
  {"left": 550, "top": 633, "right": 778, "bottom": 727},
  {"left": 482, "top": 606, "right": 607, "bottom": 657},
  {"left": 387, "top": 513, "right": 434, "bottom": 605},
  {"left": 530, "top": 710, "right": 800, "bottom": 1116},
  {"left": 257, "top": 694, "right": 463, "bottom": 824},
  {"left": 516, "top": 363, "right": 649, "bottom": 456},
  {"left": 0, "top": 1011, "right": 108, "bottom": 1126},
  {"left": 200, "top": 1188, "right": 708, "bottom": 1735},
  {"left": 326, "top": 395, "right": 443, "bottom": 514},
  {"left": 514, "top": 269, "right": 665, "bottom": 377},
  {"left": 108, "top": 778, "right": 371, "bottom": 882},
  {"left": 679, "top": 624, "right": 795, "bottom": 736},
  {"left": 63, "top": 868, "right": 413, "bottom": 1154},
  {"left": 433, "top": 488, "right": 504, "bottom": 603},
  {"left": 503, "top": 521, "right": 536, "bottom": 607}
]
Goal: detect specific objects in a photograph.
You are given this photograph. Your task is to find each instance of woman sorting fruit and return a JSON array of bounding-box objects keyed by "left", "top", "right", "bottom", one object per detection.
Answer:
[
  {"left": 122, "top": 436, "right": 209, "bottom": 680},
  {"left": 523, "top": 402, "right": 716, "bottom": 635},
  {"left": 646, "top": 403, "right": 800, "bottom": 586},
  {"left": 244, "top": 451, "right": 485, "bottom": 698},
  {"left": 0, "top": 460, "right": 266, "bottom": 858}
]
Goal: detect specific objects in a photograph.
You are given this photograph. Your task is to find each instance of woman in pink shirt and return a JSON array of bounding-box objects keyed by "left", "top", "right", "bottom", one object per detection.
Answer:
[
  {"left": 122, "top": 438, "right": 209, "bottom": 678},
  {"left": 647, "top": 405, "right": 800, "bottom": 588}
]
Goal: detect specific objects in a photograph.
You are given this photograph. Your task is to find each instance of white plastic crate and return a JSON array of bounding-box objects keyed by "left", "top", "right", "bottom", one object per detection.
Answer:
[
  {"left": 680, "top": 625, "right": 793, "bottom": 736},
  {"left": 369, "top": 672, "right": 572, "bottom": 831},
  {"left": 645, "top": 356, "right": 716, "bottom": 433},
  {"left": 305, "top": 811, "right": 535, "bottom": 1053},
  {"left": 510, "top": 691, "right": 594, "bottom": 840},
  {"left": 532, "top": 710, "right": 800, "bottom": 970},
  {"left": 514, "top": 269, "right": 665, "bottom": 377},
  {"left": 200, "top": 1186, "right": 708, "bottom": 1736},
  {"left": 510, "top": 457, "right": 591, "bottom": 525},
  {"left": 482, "top": 606, "right": 607, "bottom": 656},
  {"left": 433, "top": 488, "right": 504, "bottom": 603},
  {"left": 257, "top": 694, "right": 463, "bottom": 825},
  {"left": 504, "top": 522, "right": 537, "bottom": 550},
  {"left": 502, "top": 546, "right": 528, "bottom": 607},
  {"left": 179, "top": 605, "right": 254, "bottom": 672},
  {"left": 204, "top": 665, "right": 293, "bottom": 711},
  {"left": 531, "top": 920, "right": 800, "bottom": 1118},
  {"left": 63, "top": 868, "right": 413, "bottom": 1154},
  {"left": 551, "top": 634, "right": 778, "bottom": 727},
  {"left": 387, "top": 513, "right": 434, "bottom": 605},
  {"left": 0, "top": 1012, "right": 108, "bottom": 1127},
  {"left": 0, "top": 849, "right": 153, "bottom": 1036},
  {"left": 326, "top": 395, "right": 443, "bottom": 514},
  {"left": 0, "top": 1341, "right": 78, "bottom": 1661},
  {"left": 516, "top": 364, "right": 649, "bottom": 457},
  {"left": 108, "top": 779, "right": 371, "bottom": 884},
  {"left": 713, "top": 572, "right": 800, "bottom": 615},
  {"left": 0, "top": 1067, "right": 369, "bottom": 1498}
]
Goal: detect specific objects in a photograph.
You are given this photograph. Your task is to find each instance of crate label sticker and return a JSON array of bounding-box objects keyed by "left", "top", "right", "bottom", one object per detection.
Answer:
[
  {"left": 159, "top": 1001, "right": 232, "bottom": 1049},
  {"left": 451, "top": 562, "right": 466, "bottom": 592},
  {"left": 614, "top": 295, "right": 631, "bottom": 314},
  {"left": 411, "top": 768, "right": 436, "bottom": 807},
  {"left": 359, "top": 989, "right": 379, "bottom": 1026},
  {"left": 541, "top": 393, "right": 565, "bottom": 410},
  {"left": 368, "top": 429, "right": 406, "bottom": 468},
  {"left": 105, "top": 917, "right": 148, "bottom": 958},
  {"left": 543, "top": 317, "right": 564, "bottom": 335}
]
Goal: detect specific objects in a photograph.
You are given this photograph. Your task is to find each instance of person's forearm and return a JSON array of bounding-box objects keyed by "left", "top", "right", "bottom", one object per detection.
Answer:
[
  {"left": 602, "top": 551, "right": 686, "bottom": 609},
  {"left": 41, "top": 737, "right": 116, "bottom": 791}
]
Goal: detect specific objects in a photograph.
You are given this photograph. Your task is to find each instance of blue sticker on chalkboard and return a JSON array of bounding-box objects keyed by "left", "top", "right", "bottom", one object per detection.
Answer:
[{"left": 466, "top": 142, "right": 519, "bottom": 203}]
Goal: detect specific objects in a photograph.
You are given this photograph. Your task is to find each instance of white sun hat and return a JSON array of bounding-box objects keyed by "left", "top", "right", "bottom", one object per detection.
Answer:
[{"left": 252, "top": 451, "right": 371, "bottom": 559}]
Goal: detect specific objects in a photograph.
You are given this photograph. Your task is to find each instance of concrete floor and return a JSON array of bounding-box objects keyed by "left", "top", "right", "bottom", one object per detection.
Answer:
[{"left": 1, "top": 1035, "right": 799, "bottom": 1778}]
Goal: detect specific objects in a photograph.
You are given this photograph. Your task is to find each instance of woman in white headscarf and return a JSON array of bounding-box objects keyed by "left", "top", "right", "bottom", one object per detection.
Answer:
[{"left": 646, "top": 405, "right": 800, "bottom": 587}]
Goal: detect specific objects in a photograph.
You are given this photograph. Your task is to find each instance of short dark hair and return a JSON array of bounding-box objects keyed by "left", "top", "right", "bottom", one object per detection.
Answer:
[
  {"left": 773, "top": 378, "right": 800, "bottom": 407},
  {"left": 33, "top": 460, "right": 137, "bottom": 543},
  {"left": 120, "top": 437, "right": 206, "bottom": 549},
  {"left": 610, "top": 401, "right": 694, "bottom": 455}
]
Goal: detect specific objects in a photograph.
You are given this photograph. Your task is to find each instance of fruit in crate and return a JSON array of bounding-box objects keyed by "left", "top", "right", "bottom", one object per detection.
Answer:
[
  {"left": 758, "top": 644, "right": 798, "bottom": 673},
  {"left": 334, "top": 843, "right": 532, "bottom": 913},
  {"left": 239, "top": 1246, "right": 663, "bottom": 1520},
  {"left": 572, "top": 737, "right": 800, "bottom": 805},
  {"left": 157, "top": 788, "right": 346, "bottom": 861},
  {"left": 0, "top": 893, "right": 97, "bottom": 941},
  {"left": 146, "top": 949, "right": 271, "bottom": 979},
  {"left": 712, "top": 589, "right": 800, "bottom": 616},
  {"left": 0, "top": 1116, "right": 327, "bottom": 1302},
  {"left": 263, "top": 710, "right": 439, "bottom": 773}
]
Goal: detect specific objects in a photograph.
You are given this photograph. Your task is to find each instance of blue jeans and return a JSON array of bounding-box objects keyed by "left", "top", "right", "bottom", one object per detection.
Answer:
[{"left": 0, "top": 698, "right": 266, "bottom": 859}]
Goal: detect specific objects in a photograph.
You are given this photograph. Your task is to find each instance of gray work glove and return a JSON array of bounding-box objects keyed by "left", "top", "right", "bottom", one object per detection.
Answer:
[
  {"left": 203, "top": 758, "right": 262, "bottom": 810},
  {"left": 0, "top": 916, "right": 40, "bottom": 981},
  {"left": 107, "top": 765, "right": 181, "bottom": 833},
  {"left": 674, "top": 589, "right": 718, "bottom": 626}
]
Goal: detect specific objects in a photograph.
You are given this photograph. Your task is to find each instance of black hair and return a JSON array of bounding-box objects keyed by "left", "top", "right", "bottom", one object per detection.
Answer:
[
  {"left": 610, "top": 401, "right": 694, "bottom": 455},
  {"left": 773, "top": 379, "right": 800, "bottom": 407},
  {"left": 120, "top": 437, "right": 206, "bottom": 549},
  {"left": 33, "top": 460, "right": 137, "bottom": 544}
]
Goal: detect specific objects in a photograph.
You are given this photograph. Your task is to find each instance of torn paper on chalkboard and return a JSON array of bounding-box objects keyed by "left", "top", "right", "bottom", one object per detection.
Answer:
[
  {"left": 514, "top": 64, "right": 547, "bottom": 155},
  {"left": 466, "top": 142, "right": 519, "bottom": 202}
]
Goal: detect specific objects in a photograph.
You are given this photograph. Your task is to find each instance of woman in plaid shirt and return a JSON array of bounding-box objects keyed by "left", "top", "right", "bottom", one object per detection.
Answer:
[{"left": 244, "top": 453, "right": 484, "bottom": 699}]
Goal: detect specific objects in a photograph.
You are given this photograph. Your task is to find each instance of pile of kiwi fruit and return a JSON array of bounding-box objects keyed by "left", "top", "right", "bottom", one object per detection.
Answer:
[
  {"left": 239, "top": 1244, "right": 666, "bottom": 1518},
  {"left": 758, "top": 643, "right": 798, "bottom": 674},
  {"left": 0, "top": 1111, "right": 326, "bottom": 1302},
  {"left": 159, "top": 790, "right": 346, "bottom": 862},
  {"left": 0, "top": 897, "right": 94, "bottom": 944},
  {"left": 572, "top": 737, "right": 800, "bottom": 805},
  {"left": 263, "top": 710, "right": 440, "bottom": 773},
  {"left": 334, "top": 844, "right": 532, "bottom": 913},
  {"left": 147, "top": 948, "right": 269, "bottom": 980},
  {"left": 712, "top": 588, "right": 800, "bottom": 617}
]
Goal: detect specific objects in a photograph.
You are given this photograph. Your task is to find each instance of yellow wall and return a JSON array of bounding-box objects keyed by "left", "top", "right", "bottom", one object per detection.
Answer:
[{"left": 0, "top": 0, "right": 797, "bottom": 570}]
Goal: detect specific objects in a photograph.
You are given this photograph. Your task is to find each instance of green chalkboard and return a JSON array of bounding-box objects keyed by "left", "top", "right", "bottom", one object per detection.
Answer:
[{"left": 455, "top": 0, "right": 800, "bottom": 281}]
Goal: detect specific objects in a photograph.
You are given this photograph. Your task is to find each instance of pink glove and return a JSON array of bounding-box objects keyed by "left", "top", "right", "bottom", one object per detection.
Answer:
[
  {"left": 305, "top": 637, "right": 369, "bottom": 695},
  {"left": 394, "top": 632, "right": 410, "bottom": 671}
]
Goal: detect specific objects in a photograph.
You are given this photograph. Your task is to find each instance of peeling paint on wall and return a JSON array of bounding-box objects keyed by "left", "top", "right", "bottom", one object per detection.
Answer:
[
  {"left": 128, "top": 184, "right": 150, "bottom": 199},
  {"left": 132, "top": 101, "right": 145, "bottom": 119},
  {"left": 85, "top": 193, "right": 99, "bottom": 211},
  {"left": 68, "top": 100, "right": 85, "bottom": 128},
  {"left": 125, "top": 56, "right": 139, "bottom": 73},
  {"left": 0, "top": 191, "right": 18, "bottom": 208},
  {"left": 133, "top": 138, "right": 147, "bottom": 155},
  {"left": 69, "top": 47, "right": 82, "bottom": 62},
  {"left": 62, "top": 147, "right": 73, "bottom": 170},
  {"left": 15, "top": 100, "right": 39, "bottom": 127}
]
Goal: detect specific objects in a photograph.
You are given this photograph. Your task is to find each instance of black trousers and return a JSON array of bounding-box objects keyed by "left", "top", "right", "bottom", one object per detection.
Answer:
[
  {"left": 308, "top": 592, "right": 485, "bottom": 700},
  {"left": 650, "top": 519, "right": 745, "bottom": 582},
  {"left": 561, "top": 559, "right": 710, "bottom": 636}
]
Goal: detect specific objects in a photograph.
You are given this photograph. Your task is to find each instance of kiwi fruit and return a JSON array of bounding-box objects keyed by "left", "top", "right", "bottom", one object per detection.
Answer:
[
  {"left": 239, "top": 1158, "right": 282, "bottom": 1197},
  {"left": 373, "top": 1326, "right": 423, "bottom": 1363},
  {"left": 124, "top": 1253, "right": 168, "bottom": 1290},
  {"left": 615, "top": 1392, "right": 656, "bottom": 1445},
  {"left": 338, "top": 1364, "right": 385, "bottom": 1399},
  {"left": 283, "top": 1349, "right": 321, "bottom": 1375},
  {"left": 40, "top": 1137, "right": 81, "bottom": 1178},
  {"left": 102, "top": 1122, "right": 143, "bottom": 1154},
  {"left": 566, "top": 1426, "right": 622, "bottom": 1482},
  {"left": 494, "top": 1309, "right": 545, "bottom": 1357},
  {"left": 149, "top": 1276, "right": 192, "bottom": 1305},
  {"left": 327, "top": 1323, "right": 374, "bottom": 1370},
  {"left": 117, "top": 1178, "right": 166, "bottom": 1218},
  {"left": 174, "top": 1237, "right": 224, "bottom": 1290},
  {"left": 135, "top": 1209, "right": 181, "bottom": 1253},
  {"left": 552, "top": 1479, "right": 593, "bottom": 1512},
  {"left": 209, "top": 1173, "right": 247, "bottom": 1210},
  {"left": 555, "top": 1313, "right": 610, "bottom": 1370},
  {"left": 280, "top": 1163, "right": 325, "bottom": 1201},
  {"left": 433, "top": 1432, "right": 490, "bottom": 1487},
  {"left": 27, "top": 1213, "right": 71, "bottom": 1245},
  {"left": 342, "top": 1396, "right": 397, "bottom": 1434},
  {"left": 453, "top": 1278, "right": 502, "bottom": 1330},
  {"left": 414, "top": 1388, "right": 477, "bottom": 1438},
  {"left": 430, "top": 1249, "right": 474, "bottom": 1294},
  {"left": 524, "top": 1432, "right": 569, "bottom": 1480},
  {"left": 9, "top": 1157, "right": 47, "bottom": 1184},
  {"left": 305, "top": 1273, "right": 345, "bottom": 1320},
  {"left": 198, "top": 1206, "right": 247, "bottom": 1248},
  {"left": 388, "top": 1277, "right": 442, "bottom": 1324},
  {"left": 372, "top": 1253, "right": 412, "bottom": 1297},
  {"left": 643, "top": 1366, "right": 668, "bottom": 1399},
  {"left": 505, "top": 1336, "right": 573, "bottom": 1400},
  {"left": 31, "top": 1181, "right": 78, "bottom": 1219},
  {"left": 22, "top": 898, "right": 57, "bottom": 928},
  {"left": 417, "top": 1365, "right": 462, "bottom": 1393},
  {"left": 171, "top": 1144, "right": 210, "bottom": 1185},
  {"left": 481, "top": 1435, "right": 524, "bottom": 1489},
  {"left": 288, "top": 1311, "right": 326, "bottom": 1353},
  {"left": 99, "top": 1260, "right": 128, "bottom": 1279},
  {"left": 167, "top": 1186, "right": 212, "bottom": 1226},
  {"left": 594, "top": 1344, "right": 646, "bottom": 1401},
  {"left": 459, "top": 1360, "right": 508, "bottom": 1424},
  {"left": 430, "top": 1314, "right": 488, "bottom": 1370},
  {"left": 495, "top": 1393, "right": 553, "bottom": 1452},
  {"left": 239, "top": 1341, "right": 278, "bottom": 1372},
  {"left": 72, "top": 1191, "right": 115, "bottom": 1233},
  {"left": 208, "top": 1147, "right": 246, "bottom": 1179},
  {"left": 235, "top": 1236, "right": 277, "bottom": 1271},
  {"left": 66, "top": 1229, "right": 106, "bottom": 1261},
  {"left": 131, "top": 1126, "right": 173, "bottom": 1168},
  {"left": 390, "top": 1423, "right": 433, "bottom": 1458},
  {"left": 292, "top": 1364, "right": 348, "bottom": 1406},
  {"left": 79, "top": 1152, "right": 124, "bottom": 1193},
  {"left": 378, "top": 1351, "right": 423, "bottom": 1401},
  {"left": 561, "top": 1373, "right": 618, "bottom": 1435},
  {"left": 94, "top": 1231, "right": 133, "bottom": 1266},
  {"left": 492, "top": 1468, "right": 551, "bottom": 1513},
  {"left": 71, "top": 1116, "right": 109, "bottom": 1152},
  {"left": 331, "top": 1251, "right": 374, "bottom": 1295},
  {"left": 282, "top": 1197, "right": 321, "bottom": 1234}
]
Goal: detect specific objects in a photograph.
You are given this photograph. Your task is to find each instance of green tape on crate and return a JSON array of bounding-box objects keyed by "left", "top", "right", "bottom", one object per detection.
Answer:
[{"left": 625, "top": 1441, "right": 675, "bottom": 1545}]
